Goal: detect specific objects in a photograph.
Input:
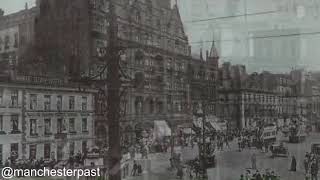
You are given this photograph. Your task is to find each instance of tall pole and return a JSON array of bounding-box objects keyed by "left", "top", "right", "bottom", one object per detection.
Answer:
[
  {"left": 107, "top": 0, "right": 121, "bottom": 180},
  {"left": 201, "top": 110, "right": 206, "bottom": 179},
  {"left": 201, "top": 101, "right": 207, "bottom": 179}
]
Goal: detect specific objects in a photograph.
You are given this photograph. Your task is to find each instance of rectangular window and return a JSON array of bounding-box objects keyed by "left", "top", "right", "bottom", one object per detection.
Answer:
[
  {"left": 44, "top": 119, "right": 51, "bottom": 135},
  {"left": 69, "top": 118, "right": 75, "bottom": 133},
  {"left": 30, "top": 119, "right": 37, "bottom": 136},
  {"left": 82, "top": 118, "right": 88, "bottom": 132},
  {"left": 156, "top": 36, "right": 161, "bottom": 47},
  {"left": 82, "top": 141, "right": 87, "bottom": 154},
  {"left": 69, "top": 96, "right": 75, "bottom": 110},
  {"left": 44, "top": 144, "right": 51, "bottom": 159},
  {"left": 10, "top": 143, "right": 18, "bottom": 161},
  {"left": 11, "top": 90, "right": 18, "bottom": 107},
  {"left": 44, "top": 95, "right": 51, "bottom": 111},
  {"left": 4, "top": 35, "right": 9, "bottom": 50},
  {"left": 82, "top": 96, "right": 87, "bottom": 111},
  {"left": 69, "top": 142, "right": 75, "bottom": 156},
  {"left": 29, "top": 144, "right": 37, "bottom": 160},
  {"left": 14, "top": 33, "right": 18, "bottom": 48},
  {"left": 30, "top": 94, "right": 37, "bottom": 110},
  {"left": 57, "top": 143, "right": 63, "bottom": 160},
  {"left": 57, "top": 95, "right": 62, "bottom": 111},
  {"left": 57, "top": 118, "right": 66, "bottom": 133},
  {"left": 11, "top": 115, "right": 19, "bottom": 133}
]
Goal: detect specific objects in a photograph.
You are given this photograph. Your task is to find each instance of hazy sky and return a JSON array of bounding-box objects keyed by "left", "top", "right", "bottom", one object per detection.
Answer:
[
  {"left": 1, "top": 0, "right": 35, "bottom": 14},
  {"left": 2, "top": 0, "right": 320, "bottom": 72}
]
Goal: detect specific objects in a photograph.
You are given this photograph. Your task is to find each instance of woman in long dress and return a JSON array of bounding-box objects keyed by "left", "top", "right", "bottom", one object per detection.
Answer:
[{"left": 251, "top": 153, "right": 257, "bottom": 169}]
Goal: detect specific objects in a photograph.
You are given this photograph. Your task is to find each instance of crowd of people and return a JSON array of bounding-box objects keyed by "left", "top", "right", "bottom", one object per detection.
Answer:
[
  {"left": 304, "top": 152, "right": 319, "bottom": 180},
  {"left": 235, "top": 129, "right": 269, "bottom": 152},
  {"left": 131, "top": 160, "right": 143, "bottom": 176},
  {"left": 4, "top": 157, "right": 56, "bottom": 170},
  {"left": 240, "top": 169, "right": 280, "bottom": 180}
]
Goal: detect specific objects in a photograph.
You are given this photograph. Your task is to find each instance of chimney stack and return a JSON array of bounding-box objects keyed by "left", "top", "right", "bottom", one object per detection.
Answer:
[
  {"left": 0, "top": 9, "right": 4, "bottom": 16},
  {"left": 36, "top": 0, "right": 41, "bottom": 7}
]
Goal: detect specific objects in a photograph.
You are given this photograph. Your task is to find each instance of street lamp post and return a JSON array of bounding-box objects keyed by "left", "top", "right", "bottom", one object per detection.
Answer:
[{"left": 194, "top": 104, "right": 208, "bottom": 179}]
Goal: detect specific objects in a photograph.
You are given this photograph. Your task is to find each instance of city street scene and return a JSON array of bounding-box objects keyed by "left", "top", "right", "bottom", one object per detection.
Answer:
[{"left": 1, "top": 0, "right": 320, "bottom": 180}]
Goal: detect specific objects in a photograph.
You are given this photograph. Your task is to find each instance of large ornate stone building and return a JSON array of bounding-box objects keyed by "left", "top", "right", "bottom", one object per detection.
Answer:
[
  {"left": 0, "top": 75, "right": 96, "bottom": 165},
  {"left": 0, "top": 4, "right": 38, "bottom": 74},
  {"left": 111, "top": 0, "right": 195, "bottom": 146},
  {"left": 0, "top": 0, "right": 220, "bottom": 149},
  {"left": 218, "top": 62, "right": 318, "bottom": 129},
  {"left": 187, "top": 42, "right": 219, "bottom": 116}
]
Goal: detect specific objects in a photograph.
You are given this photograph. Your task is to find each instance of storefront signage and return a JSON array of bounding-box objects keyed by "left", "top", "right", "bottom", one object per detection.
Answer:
[{"left": 26, "top": 112, "right": 79, "bottom": 117}]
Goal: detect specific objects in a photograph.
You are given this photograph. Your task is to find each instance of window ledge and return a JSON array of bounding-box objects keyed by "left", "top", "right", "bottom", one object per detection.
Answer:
[
  {"left": 9, "top": 106, "right": 20, "bottom": 108},
  {"left": 30, "top": 134, "right": 39, "bottom": 138},
  {"left": 44, "top": 133, "right": 52, "bottom": 136},
  {"left": 10, "top": 130, "right": 21, "bottom": 134}
]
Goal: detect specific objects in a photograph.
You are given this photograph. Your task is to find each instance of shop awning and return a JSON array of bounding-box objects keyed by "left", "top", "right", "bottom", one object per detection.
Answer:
[
  {"left": 208, "top": 121, "right": 222, "bottom": 131},
  {"left": 206, "top": 116, "right": 222, "bottom": 131},
  {"left": 182, "top": 128, "right": 194, "bottom": 134},
  {"left": 154, "top": 120, "right": 171, "bottom": 138},
  {"left": 178, "top": 123, "right": 193, "bottom": 128}
]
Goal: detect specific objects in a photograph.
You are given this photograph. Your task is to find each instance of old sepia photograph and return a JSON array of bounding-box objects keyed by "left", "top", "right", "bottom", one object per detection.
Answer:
[{"left": 1, "top": 0, "right": 320, "bottom": 179}]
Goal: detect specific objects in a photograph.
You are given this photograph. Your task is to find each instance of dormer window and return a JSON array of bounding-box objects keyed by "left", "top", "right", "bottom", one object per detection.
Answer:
[{"left": 135, "top": 11, "right": 141, "bottom": 22}]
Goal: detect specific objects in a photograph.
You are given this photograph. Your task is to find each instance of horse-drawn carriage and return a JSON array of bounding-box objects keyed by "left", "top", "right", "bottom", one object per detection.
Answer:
[
  {"left": 186, "top": 154, "right": 216, "bottom": 170},
  {"left": 242, "top": 168, "right": 280, "bottom": 180},
  {"left": 270, "top": 143, "right": 289, "bottom": 157}
]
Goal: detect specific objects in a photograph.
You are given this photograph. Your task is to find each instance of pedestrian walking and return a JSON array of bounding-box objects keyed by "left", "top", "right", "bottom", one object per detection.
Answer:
[
  {"left": 311, "top": 160, "right": 318, "bottom": 180},
  {"left": 177, "top": 166, "right": 183, "bottom": 179},
  {"left": 191, "top": 140, "right": 194, "bottom": 149},
  {"left": 225, "top": 136, "right": 230, "bottom": 149},
  {"left": 304, "top": 155, "right": 310, "bottom": 174},
  {"left": 290, "top": 156, "right": 297, "bottom": 172},
  {"left": 264, "top": 142, "right": 269, "bottom": 153},
  {"left": 131, "top": 160, "right": 138, "bottom": 176},
  {"left": 238, "top": 137, "right": 242, "bottom": 152},
  {"left": 170, "top": 158, "right": 174, "bottom": 169},
  {"left": 239, "top": 174, "right": 245, "bottom": 180},
  {"left": 251, "top": 153, "right": 257, "bottom": 170},
  {"left": 137, "top": 164, "right": 142, "bottom": 176}
]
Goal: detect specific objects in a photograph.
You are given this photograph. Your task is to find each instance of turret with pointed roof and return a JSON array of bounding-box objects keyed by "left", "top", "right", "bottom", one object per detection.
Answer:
[{"left": 207, "top": 40, "right": 219, "bottom": 67}]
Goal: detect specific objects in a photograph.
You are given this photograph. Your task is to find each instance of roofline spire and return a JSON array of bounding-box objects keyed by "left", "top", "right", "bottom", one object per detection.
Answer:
[{"left": 209, "top": 36, "right": 219, "bottom": 59}]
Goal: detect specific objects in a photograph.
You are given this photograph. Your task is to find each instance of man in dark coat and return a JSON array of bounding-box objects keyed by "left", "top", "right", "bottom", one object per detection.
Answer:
[
  {"left": 290, "top": 156, "right": 297, "bottom": 171},
  {"left": 131, "top": 161, "right": 138, "bottom": 176}
]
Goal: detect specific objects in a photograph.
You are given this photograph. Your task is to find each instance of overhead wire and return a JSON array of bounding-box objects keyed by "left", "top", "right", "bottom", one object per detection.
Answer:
[
  {"left": 189, "top": 30, "right": 320, "bottom": 44},
  {"left": 183, "top": 10, "right": 279, "bottom": 23}
]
